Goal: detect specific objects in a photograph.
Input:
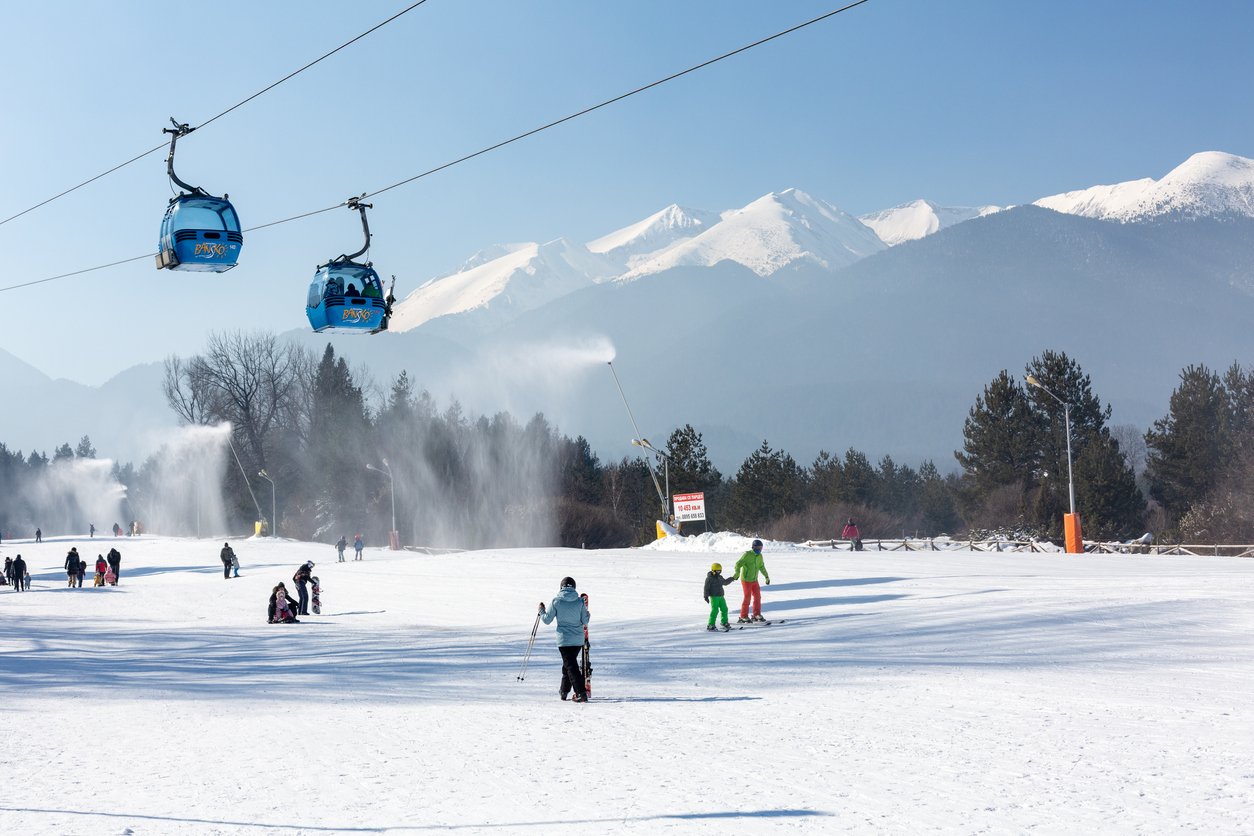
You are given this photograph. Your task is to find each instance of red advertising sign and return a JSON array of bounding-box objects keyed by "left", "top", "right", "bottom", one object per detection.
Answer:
[{"left": 672, "top": 491, "right": 706, "bottom": 522}]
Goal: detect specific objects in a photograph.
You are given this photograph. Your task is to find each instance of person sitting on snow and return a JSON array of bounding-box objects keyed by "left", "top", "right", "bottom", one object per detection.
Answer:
[{"left": 268, "top": 583, "right": 299, "bottom": 623}]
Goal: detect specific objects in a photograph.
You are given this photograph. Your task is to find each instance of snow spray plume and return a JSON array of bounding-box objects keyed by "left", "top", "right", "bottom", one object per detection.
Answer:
[
  {"left": 26, "top": 457, "right": 127, "bottom": 537},
  {"left": 130, "top": 423, "right": 231, "bottom": 537},
  {"left": 399, "top": 336, "right": 617, "bottom": 548}
]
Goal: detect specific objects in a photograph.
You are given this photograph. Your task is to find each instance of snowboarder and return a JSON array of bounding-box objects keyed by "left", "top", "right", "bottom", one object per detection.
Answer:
[
  {"left": 106, "top": 547, "right": 122, "bottom": 583},
  {"left": 731, "top": 539, "right": 771, "bottom": 623},
  {"left": 220, "top": 543, "right": 236, "bottom": 580},
  {"left": 842, "top": 518, "right": 863, "bottom": 551},
  {"left": 11, "top": 554, "right": 27, "bottom": 591},
  {"left": 94, "top": 555, "right": 108, "bottom": 586},
  {"left": 538, "top": 576, "right": 590, "bottom": 702},
  {"left": 353, "top": 534, "right": 364, "bottom": 561},
  {"left": 292, "top": 561, "right": 314, "bottom": 616},
  {"left": 336, "top": 536, "right": 347, "bottom": 563},
  {"left": 268, "top": 583, "right": 299, "bottom": 623},
  {"left": 703, "top": 562, "right": 737, "bottom": 631}
]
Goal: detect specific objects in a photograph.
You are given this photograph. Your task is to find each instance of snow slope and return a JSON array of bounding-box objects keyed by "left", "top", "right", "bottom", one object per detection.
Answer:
[
  {"left": 623, "top": 189, "right": 885, "bottom": 279},
  {"left": 859, "top": 199, "right": 1002, "bottom": 245},
  {"left": 586, "top": 203, "right": 721, "bottom": 269},
  {"left": 3, "top": 533, "right": 1252, "bottom": 834},
  {"left": 1035, "top": 151, "right": 1254, "bottom": 221}
]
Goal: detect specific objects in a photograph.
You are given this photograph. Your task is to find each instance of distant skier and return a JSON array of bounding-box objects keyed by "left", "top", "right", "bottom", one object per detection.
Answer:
[
  {"left": 353, "top": 534, "right": 364, "bottom": 561},
  {"left": 220, "top": 543, "right": 236, "bottom": 580},
  {"left": 704, "top": 562, "right": 737, "bottom": 631},
  {"left": 336, "top": 536, "right": 347, "bottom": 563},
  {"left": 89, "top": 523, "right": 95, "bottom": 538},
  {"left": 842, "top": 519, "right": 862, "bottom": 551},
  {"left": 65, "top": 547, "right": 81, "bottom": 587},
  {"left": 292, "top": 561, "right": 314, "bottom": 615},
  {"left": 731, "top": 539, "right": 771, "bottom": 623},
  {"left": 538, "top": 576, "right": 590, "bottom": 702},
  {"left": 11, "top": 554, "right": 27, "bottom": 591}
]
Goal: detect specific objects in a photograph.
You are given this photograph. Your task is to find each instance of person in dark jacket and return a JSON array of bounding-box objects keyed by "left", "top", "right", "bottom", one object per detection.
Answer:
[
  {"left": 35, "top": 527, "right": 42, "bottom": 543},
  {"left": 703, "top": 562, "right": 737, "bottom": 630},
  {"left": 75, "top": 556, "right": 87, "bottom": 588},
  {"left": 2, "top": 556, "right": 11, "bottom": 585},
  {"left": 292, "top": 561, "right": 314, "bottom": 615},
  {"left": 353, "top": 534, "right": 364, "bottom": 560},
  {"left": 65, "top": 547, "right": 81, "bottom": 587},
  {"left": 268, "top": 583, "right": 300, "bottom": 623},
  {"left": 11, "top": 554, "right": 27, "bottom": 591},
  {"left": 106, "top": 547, "right": 122, "bottom": 582},
  {"left": 538, "top": 576, "right": 590, "bottom": 702},
  {"left": 336, "top": 536, "right": 347, "bottom": 563},
  {"left": 220, "top": 543, "right": 236, "bottom": 580}
]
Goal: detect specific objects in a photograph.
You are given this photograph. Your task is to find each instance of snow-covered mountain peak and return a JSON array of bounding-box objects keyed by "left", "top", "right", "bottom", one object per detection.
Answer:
[
  {"left": 860, "top": 199, "right": 1002, "bottom": 246},
  {"left": 1035, "top": 151, "right": 1254, "bottom": 221},
  {"left": 587, "top": 204, "right": 719, "bottom": 259},
  {"left": 622, "top": 188, "right": 885, "bottom": 279}
]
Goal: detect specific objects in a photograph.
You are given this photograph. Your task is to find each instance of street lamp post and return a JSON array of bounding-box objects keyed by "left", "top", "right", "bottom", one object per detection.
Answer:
[
  {"left": 258, "top": 469, "right": 276, "bottom": 538},
  {"left": 367, "top": 459, "right": 399, "bottom": 550},
  {"left": 1025, "top": 374, "right": 1081, "bottom": 552}
]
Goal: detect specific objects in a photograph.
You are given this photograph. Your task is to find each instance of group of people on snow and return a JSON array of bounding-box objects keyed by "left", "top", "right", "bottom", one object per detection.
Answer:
[
  {"left": 267, "top": 560, "right": 317, "bottom": 623},
  {"left": 65, "top": 546, "right": 120, "bottom": 587},
  {"left": 704, "top": 539, "right": 771, "bottom": 630},
  {"left": 220, "top": 543, "right": 240, "bottom": 579},
  {"left": 3, "top": 555, "right": 29, "bottom": 590},
  {"left": 335, "top": 534, "right": 364, "bottom": 562}
]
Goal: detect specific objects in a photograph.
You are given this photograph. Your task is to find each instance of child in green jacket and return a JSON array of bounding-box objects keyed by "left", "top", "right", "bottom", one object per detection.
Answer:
[{"left": 703, "top": 562, "right": 737, "bottom": 630}]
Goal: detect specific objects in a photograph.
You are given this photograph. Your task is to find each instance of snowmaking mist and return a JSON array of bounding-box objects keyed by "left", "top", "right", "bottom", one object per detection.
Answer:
[
  {"left": 397, "top": 336, "right": 617, "bottom": 548},
  {"left": 26, "top": 457, "right": 127, "bottom": 537},
  {"left": 131, "top": 423, "right": 231, "bottom": 537}
]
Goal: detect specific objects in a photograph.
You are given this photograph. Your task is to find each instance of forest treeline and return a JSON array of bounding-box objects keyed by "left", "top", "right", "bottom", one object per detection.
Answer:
[{"left": 2, "top": 333, "right": 1252, "bottom": 547}]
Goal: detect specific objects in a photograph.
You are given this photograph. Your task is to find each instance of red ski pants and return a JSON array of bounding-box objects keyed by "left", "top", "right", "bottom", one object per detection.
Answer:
[{"left": 740, "top": 581, "right": 762, "bottom": 619}]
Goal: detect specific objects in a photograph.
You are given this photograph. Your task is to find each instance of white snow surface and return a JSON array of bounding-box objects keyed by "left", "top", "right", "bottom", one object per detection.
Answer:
[
  {"left": 622, "top": 190, "right": 886, "bottom": 279},
  {"left": 3, "top": 534, "right": 1252, "bottom": 834},
  {"left": 859, "top": 199, "right": 1002, "bottom": 246},
  {"left": 1034, "top": 151, "right": 1254, "bottom": 221}
]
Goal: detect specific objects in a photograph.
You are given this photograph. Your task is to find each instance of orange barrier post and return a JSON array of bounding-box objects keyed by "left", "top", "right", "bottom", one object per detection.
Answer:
[{"left": 1064, "top": 513, "right": 1084, "bottom": 553}]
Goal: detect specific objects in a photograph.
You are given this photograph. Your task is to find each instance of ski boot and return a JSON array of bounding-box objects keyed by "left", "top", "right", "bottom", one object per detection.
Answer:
[
  {"left": 720, "top": 623, "right": 731, "bottom": 632},
  {"left": 751, "top": 614, "right": 766, "bottom": 622},
  {"left": 706, "top": 625, "right": 718, "bottom": 631},
  {"left": 736, "top": 616, "right": 751, "bottom": 624}
]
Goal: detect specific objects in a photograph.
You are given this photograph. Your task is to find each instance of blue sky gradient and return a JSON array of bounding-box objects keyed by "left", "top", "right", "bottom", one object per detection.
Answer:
[{"left": 2, "top": 0, "right": 1251, "bottom": 382}]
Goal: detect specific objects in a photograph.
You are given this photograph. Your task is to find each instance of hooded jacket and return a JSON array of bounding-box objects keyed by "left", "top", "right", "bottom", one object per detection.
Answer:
[
  {"left": 540, "top": 586, "right": 589, "bottom": 647},
  {"left": 703, "top": 571, "right": 736, "bottom": 601}
]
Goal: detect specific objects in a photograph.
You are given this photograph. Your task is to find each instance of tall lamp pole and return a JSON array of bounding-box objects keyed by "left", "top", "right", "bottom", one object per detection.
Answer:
[
  {"left": 1025, "top": 374, "right": 1080, "bottom": 552},
  {"left": 367, "top": 459, "right": 398, "bottom": 550},
  {"left": 257, "top": 470, "right": 276, "bottom": 538}
]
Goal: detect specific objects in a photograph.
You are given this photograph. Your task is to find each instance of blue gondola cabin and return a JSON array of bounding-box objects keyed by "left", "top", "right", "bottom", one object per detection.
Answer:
[
  {"left": 156, "top": 195, "right": 242, "bottom": 272},
  {"left": 306, "top": 262, "right": 389, "bottom": 333}
]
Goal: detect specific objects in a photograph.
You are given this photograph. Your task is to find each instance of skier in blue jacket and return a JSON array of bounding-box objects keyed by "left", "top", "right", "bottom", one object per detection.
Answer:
[{"left": 539, "top": 576, "right": 590, "bottom": 702}]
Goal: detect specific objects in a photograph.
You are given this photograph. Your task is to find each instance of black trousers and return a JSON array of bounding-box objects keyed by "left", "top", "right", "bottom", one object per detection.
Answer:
[
  {"left": 222, "top": 559, "right": 232, "bottom": 579},
  {"left": 558, "top": 644, "right": 587, "bottom": 699},
  {"left": 296, "top": 581, "right": 310, "bottom": 615}
]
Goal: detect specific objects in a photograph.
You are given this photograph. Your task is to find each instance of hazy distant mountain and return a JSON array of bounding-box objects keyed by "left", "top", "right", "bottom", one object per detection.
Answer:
[
  {"left": 6, "top": 152, "right": 1254, "bottom": 473},
  {"left": 1035, "top": 151, "right": 1254, "bottom": 221},
  {"left": 860, "top": 199, "right": 1002, "bottom": 245}
]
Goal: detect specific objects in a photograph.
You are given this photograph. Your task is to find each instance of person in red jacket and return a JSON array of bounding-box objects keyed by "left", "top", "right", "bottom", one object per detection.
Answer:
[{"left": 842, "top": 518, "right": 863, "bottom": 551}]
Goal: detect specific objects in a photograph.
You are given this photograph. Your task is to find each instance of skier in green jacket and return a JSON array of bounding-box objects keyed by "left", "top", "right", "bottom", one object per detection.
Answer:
[{"left": 731, "top": 539, "right": 770, "bottom": 623}]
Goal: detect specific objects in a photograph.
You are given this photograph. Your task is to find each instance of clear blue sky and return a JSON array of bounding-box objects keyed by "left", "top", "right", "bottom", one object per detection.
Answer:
[{"left": 2, "top": 0, "right": 1252, "bottom": 383}]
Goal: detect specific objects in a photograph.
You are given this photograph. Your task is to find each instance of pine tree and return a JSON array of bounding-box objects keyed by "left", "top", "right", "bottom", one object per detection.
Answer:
[
  {"left": 1074, "top": 435, "right": 1144, "bottom": 539},
  {"left": 809, "top": 450, "right": 845, "bottom": 505},
  {"left": 306, "top": 344, "right": 374, "bottom": 539},
  {"left": 665, "top": 424, "right": 722, "bottom": 495},
  {"left": 75, "top": 435, "right": 96, "bottom": 459},
  {"left": 955, "top": 370, "right": 1038, "bottom": 496},
  {"left": 727, "top": 440, "right": 808, "bottom": 531},
  {"left": 841, "top": 449, "right": 877, "bottom": 506},
  {"left": 1145, "top": 364, "right": 1230, "bottom": 521}
]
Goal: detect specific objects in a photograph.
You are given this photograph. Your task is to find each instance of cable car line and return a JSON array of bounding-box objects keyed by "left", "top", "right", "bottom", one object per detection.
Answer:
[
  {"left": 0, "top": 0, "right": 873, "bottom": 296},
  {"left": 0, "top": 0, "right": 433, "bottom": 230}
]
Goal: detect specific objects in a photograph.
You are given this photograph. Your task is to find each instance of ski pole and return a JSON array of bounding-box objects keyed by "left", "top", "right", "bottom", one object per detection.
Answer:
[{"left": 516, "top": 611, "right": 541, "bottom": 681}]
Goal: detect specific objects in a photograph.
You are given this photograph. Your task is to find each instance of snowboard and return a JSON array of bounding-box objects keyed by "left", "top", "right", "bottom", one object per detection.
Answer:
[
  {"left": 580, "top": 592, "right": 591, "bottom": 699},
  {"left": 311, "top": 576, "right": 322, "bottom": 615}
]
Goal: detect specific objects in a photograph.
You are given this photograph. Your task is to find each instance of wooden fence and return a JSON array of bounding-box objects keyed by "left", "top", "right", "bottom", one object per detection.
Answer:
[{"left": 798, "top": 538, "right": 1254, "bottom": 558}]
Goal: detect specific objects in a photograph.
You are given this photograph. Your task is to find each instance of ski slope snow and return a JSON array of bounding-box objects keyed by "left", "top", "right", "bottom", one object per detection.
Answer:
[{"left": 2, "top": 534, "right": 1252, "bottom": 834}]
